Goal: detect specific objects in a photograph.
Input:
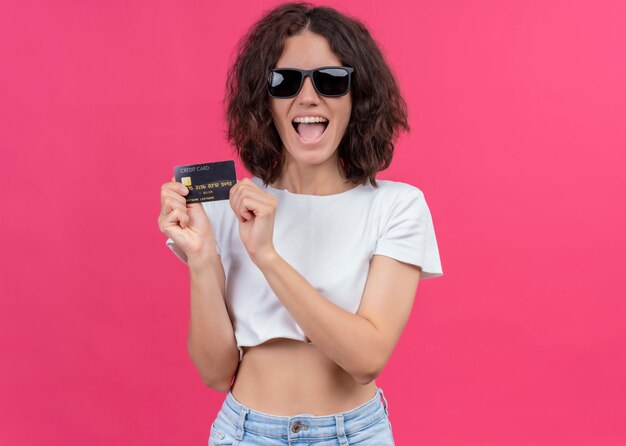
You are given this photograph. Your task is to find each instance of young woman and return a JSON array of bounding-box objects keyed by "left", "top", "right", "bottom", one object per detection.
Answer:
[{"left": 158, "top": 3, "right": 443, "bottom": 445}]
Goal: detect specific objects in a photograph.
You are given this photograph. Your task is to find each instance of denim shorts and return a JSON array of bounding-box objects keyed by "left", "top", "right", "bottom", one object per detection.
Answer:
[{"left": 208, "top": 386, "right": 395, "bottom": 445}]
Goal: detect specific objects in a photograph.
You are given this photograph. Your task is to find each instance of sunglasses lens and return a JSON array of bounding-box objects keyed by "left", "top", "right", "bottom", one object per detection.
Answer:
[
  {"left": 268, "top": 70, "right": 302, "bottom": 97},
  {"left": 268, "top": 67, "right": 352, "bottom": 97},
  {"left": 313, "top": 68, "right": 350, "bottom": 96}
]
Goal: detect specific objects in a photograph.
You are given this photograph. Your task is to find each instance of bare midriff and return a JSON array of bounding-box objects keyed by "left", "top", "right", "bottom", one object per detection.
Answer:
[{"left": 229, "top": 337, "right": 378, "bottom": 416}]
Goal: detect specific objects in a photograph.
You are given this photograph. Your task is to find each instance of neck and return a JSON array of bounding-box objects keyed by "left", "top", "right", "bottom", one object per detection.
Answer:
[{"left": 270, "top": 158, "right": 354, "bottom": 196}]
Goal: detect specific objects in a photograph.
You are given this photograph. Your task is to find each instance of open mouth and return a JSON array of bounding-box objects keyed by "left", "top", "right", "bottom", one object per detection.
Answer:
[{"left": 291, "top": 116, "right": 329, "bottom": 142}]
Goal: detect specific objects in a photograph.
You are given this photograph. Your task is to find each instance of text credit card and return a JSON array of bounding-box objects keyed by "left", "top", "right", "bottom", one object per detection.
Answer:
[{"left": 174, "top": 160, "right": 237, "bottom": 203}]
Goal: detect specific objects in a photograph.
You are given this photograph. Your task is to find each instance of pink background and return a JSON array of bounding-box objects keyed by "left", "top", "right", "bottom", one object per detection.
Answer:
[{"left": 1, "top": 0, "right": 625, "bottom": 445}]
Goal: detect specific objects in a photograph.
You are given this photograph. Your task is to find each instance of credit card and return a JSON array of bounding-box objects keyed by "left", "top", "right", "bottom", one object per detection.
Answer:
[{"left": 174, "top": 160, "right": 237, "bottom": 203}]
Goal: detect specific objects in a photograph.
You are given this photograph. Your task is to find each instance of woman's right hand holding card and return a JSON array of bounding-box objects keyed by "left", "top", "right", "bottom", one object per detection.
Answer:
[{"left": 158, "top": 176, "right": 217, "bottom": 261}]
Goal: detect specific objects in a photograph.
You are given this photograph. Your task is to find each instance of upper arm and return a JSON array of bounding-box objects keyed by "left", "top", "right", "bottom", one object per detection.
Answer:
[
  {"left": 356, "top": 254, "right": 421, "bottom": 380},
  {"left": 354, "top": 185, "right": 443, "bottom": 381}
]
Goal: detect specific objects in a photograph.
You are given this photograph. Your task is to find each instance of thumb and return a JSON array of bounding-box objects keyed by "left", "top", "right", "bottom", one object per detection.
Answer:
[{"left": 187, "top": 203, "right": 205, "bottom": 215}]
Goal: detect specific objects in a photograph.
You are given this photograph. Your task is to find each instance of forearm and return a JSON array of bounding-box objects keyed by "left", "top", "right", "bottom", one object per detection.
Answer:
[
  {"left": 255, "top": 251, "right": 382, "bottom": 385},
  {"left": 187, "top": 256, "right": 239, "bottom": 390}
]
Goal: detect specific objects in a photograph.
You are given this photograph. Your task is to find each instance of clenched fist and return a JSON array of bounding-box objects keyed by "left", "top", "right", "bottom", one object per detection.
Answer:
[{"left": 229, "top": 177, "right": 278, "bottom": 267}]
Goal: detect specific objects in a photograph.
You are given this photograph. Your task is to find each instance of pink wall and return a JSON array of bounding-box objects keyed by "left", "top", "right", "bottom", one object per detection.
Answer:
[{"left": 1, "top": 0, "right": 625, "bottom": 444}]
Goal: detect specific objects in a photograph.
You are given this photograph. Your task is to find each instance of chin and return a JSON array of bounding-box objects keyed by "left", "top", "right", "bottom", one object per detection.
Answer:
[{"left": 287, "top": 146, "right": 337, "bottom": 165}]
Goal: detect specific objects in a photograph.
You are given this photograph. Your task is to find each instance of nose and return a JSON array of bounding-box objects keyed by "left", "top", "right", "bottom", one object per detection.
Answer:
[{"left": 297, "top": 75, "right": 320, "bottom": 105}]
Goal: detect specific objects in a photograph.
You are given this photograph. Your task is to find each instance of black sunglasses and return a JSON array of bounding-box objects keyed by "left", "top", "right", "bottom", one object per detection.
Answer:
[{"left": 267, "top": 66, "right": 354, "bottom": 98}]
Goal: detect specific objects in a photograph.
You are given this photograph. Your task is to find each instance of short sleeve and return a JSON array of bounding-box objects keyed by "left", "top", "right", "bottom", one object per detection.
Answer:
[
  {"left": 373, "top": 187, "right": 443, "bottom": 279},
  {"left": 165, "top": 237, "right": 189, "bottom": 264}
]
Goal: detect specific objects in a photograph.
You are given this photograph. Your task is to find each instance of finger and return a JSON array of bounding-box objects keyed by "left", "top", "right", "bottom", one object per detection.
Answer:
[
  {"left": 169, "top": 180, "right": 189, "bottom": 196},
  {"left": 231, "top": 177, "right": 260, "bottom": 197},
  {"left": 229, "top": 183, "right": 247, "bottom": 221},
  {"left": 229, "top": 185, "right": 253, "bottom": 223},
  {"left": 163, "top": 188, "right": 188, "bottom": 208},
  {"left": 230, "top": 183, "right": 251, "bottom": 220},
  {"left": 160, "top": 187, "right": 188, "bottom": 214},
  {"left": 165, "top": 206, "right": 190, "bottom": 229},
  {"left": 161, "top": 200, "right": 188, "bottom": 219},
  {"left": 161, "top": 181, "right": 188, "bottom": 207},
  {"left": 161, "top": 204, "right": 187, "bottom": 227},
  {"left": 230, "top": 182, "right": 275, "bottom": 215},
  {"left": 236, "top": 209, "right": 254, "bottom": 223},
  {"left": 164, "top": 178, "right": 188, "bottom": 195},
  {"left": 238, "top": 197, "right": 255, "bottom": 222},
  {"left": 229, "top": 177, "right": 251, "bottom": 197},
  {"left": 237, "top": 195, "right": 272, "bottom": 222}
]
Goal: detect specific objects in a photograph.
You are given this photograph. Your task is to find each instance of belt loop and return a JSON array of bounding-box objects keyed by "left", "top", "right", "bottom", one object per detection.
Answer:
[
  {"left": 379, "top": 387, "right": 390, "bottom": 417},
  {"left": 234, "top": 407, "right": 248, "bottom": 443},
  {"left": 334, "top": 414, "right": 349, "bottom": 446}
]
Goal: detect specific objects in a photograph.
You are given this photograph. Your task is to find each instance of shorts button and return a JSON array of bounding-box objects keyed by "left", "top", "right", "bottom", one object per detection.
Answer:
[{"left": 291, "top": 422, "right": 301, "bottom": 433}]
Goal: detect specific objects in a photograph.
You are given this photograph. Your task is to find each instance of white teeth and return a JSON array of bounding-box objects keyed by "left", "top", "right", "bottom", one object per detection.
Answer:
[{"left": 292, "top": 116, "right": 328, "bottom": 124}]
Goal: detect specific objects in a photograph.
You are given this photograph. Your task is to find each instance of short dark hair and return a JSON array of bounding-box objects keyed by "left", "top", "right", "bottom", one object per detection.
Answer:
[{"left": 225, "top": 2, "right": 409, "bottom": 188}]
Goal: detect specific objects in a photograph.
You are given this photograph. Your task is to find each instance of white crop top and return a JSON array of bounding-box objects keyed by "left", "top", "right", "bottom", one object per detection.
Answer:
[{"left": 166, "top": 175, "right": 443, "bottom": 361}]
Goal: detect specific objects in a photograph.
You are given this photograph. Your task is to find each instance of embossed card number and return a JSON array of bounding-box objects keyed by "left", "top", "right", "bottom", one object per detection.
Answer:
[{"left": 174, "top": 160, "right": 237, "bottom": 203}]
